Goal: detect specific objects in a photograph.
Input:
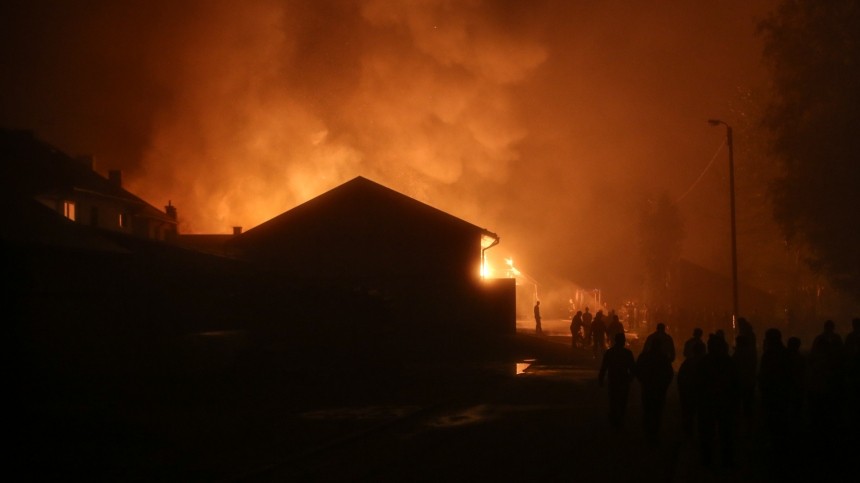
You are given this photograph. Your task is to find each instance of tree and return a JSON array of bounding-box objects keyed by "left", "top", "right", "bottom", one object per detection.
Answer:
[
  {"left": 759, "top": 0, "right": 860, "bottom": 299},
  {"left": 638, "top": 193, "right": 685, "bottom": 308}
]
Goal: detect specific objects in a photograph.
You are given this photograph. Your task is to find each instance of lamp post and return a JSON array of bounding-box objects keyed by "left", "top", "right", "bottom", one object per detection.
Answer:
[{"left": 708, "top": 119, "right": 739, "bottom": 326}]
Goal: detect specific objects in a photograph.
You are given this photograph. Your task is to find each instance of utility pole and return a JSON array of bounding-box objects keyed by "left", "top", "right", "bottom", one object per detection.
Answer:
[{"left": 709, "top": 119, "right": 740, "bottom": 326}]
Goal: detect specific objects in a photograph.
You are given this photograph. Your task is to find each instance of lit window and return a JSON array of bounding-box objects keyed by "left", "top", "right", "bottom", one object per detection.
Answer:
[
  {"left": 119, "top": 212, "right": 128, "bottom": 228},
  {"left": 63, "top": 201, "right": 76, "bottom": 221}
]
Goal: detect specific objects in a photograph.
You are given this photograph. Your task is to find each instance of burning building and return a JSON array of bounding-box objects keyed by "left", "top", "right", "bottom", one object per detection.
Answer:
[{"left": 227, "top": 176, "right": 516, "bottom": 350}]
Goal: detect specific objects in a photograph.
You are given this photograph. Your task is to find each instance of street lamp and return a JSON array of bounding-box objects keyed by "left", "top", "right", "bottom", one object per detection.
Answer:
[{"left": 708, "top": 119, "right": 739, "bottom": 326}]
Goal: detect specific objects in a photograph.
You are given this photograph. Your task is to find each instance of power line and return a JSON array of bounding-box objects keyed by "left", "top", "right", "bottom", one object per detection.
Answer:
[{"left": 676, "top": 140, "right": 726, "bottom": 204}]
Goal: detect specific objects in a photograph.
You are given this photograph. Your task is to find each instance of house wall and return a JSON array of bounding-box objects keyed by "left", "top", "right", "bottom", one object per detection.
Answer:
[
  {"left": 249, "top": 218, "right": 483, "bottom": 285},
  {"left": 476, "top": 278, "right": 517, "bottom": 336},
  {"left": 36, "top": 194, "right": 129, "bottom": 232},
  {"left": 232, "top": 178, "right": 515, "bottom": 353},
  {"left": 244, "top": 229, "right": 515, "bottom": 348},
  {"left": 35, "top": 193, "right": 176, "bottom": 241}
]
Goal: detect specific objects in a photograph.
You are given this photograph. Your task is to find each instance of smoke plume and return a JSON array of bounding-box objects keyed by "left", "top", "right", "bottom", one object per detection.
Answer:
[{"left": 1, "top": 0, "right": 776, "bottom": 306}]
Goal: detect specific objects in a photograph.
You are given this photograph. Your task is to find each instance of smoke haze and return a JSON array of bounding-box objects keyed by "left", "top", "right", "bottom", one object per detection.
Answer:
[{"left": 1, "top": 0, "right": 776, "bottom": 306}]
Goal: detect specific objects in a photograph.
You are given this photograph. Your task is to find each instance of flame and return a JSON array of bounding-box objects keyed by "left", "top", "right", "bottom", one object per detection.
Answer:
[
  {"left": 480, "top": 263, "right": 493, "bottom": 279},
  {"left": 480, "top": 255, "right": 523, "bottom": 281}
]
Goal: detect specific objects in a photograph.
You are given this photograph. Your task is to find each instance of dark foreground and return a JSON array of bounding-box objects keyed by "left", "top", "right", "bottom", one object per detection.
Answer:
[{"left": 12, "top": 334, "right": 856, "bottom": 482}]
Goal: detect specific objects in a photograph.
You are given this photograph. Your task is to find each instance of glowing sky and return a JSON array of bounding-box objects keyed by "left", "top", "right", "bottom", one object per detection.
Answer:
[{"left": 1, "top": 0, "right": 778, "bottom": 305}]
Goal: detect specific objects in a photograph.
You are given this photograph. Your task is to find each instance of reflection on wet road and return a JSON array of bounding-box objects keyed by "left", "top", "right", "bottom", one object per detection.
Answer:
[{"left": 251, "top": 363, "right": 607, "bottom": 481}]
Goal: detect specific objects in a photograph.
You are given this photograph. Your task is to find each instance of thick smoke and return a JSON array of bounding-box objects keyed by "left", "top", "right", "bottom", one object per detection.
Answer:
[
  {"left": 1, "top": 0, "right": 776, "bottom": 307},
  {"left": 127, "top": 0, "right": 548, "bottom": 234}
]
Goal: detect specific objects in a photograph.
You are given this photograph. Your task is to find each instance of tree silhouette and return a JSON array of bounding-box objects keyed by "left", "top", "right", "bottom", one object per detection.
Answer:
[
  {"left": 638, "top": 193, "right": 685, "bottom": 308},
  {"left": 759, "top": 0, "right": 860, "bottom": 299}
]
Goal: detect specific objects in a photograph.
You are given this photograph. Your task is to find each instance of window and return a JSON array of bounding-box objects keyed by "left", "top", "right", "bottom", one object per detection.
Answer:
[
  {"left": 63, "top": 201, "right": 76, "bottom": 221},
  {"left": 119, "top": 212, "right": 128, "bottom": 229}
]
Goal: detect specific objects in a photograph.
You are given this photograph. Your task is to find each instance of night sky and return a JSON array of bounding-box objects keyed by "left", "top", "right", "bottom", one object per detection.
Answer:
[{"left": 1, "top": 0, "right": 778, "bottom": 306}]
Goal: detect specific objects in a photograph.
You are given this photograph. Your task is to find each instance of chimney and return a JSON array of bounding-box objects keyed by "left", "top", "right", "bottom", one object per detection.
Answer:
[
  {"left": 233, "top": 226, "right": 243, "bottom": 235},
  {"left": 108, "top": 169, "right": 122, "bottom": 187},
  {"left": 165, "top": 201, "right": 177, "bottom": 220}
]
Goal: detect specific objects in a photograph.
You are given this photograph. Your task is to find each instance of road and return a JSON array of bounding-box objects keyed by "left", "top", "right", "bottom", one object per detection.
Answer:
[
  {"left": 237, "top": 340, "right": 771, "bottom": 482},
  {"left": 18, "top": 332, "right": 811, "bottom": 482}
]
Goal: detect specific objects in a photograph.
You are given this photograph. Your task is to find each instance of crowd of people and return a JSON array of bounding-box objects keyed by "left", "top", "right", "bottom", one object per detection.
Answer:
[
  {"left": 569, "top": 307, "right": 627, "bottom": 360},
  {"left": 597, "top": 316, "right": 860, "bottom": 473}
]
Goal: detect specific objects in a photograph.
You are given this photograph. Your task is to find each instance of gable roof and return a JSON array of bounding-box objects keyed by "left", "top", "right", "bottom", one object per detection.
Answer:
[
  {"left": 231, "top": 176, "right": 497, "bottom": 248},
  {"left": 0, "top": 129, "right": 174, "bottom": 224}
]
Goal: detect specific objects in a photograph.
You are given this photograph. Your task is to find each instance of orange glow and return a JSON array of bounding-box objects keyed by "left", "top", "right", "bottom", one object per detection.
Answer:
[
  {"left": 63, "top": 201, "right": 76, "bottom": 221},
  {"left": 516, "top": 359, "right": 535, "bottom": 375},
  {"left": 481, "top": 255, "right": 529, "bottom": 281},
  {"left": 505, "top": 258, "right": 521, "bottom": 278},
  {"left": 3, "top": 0, "right": 780, "bottom": 305}
]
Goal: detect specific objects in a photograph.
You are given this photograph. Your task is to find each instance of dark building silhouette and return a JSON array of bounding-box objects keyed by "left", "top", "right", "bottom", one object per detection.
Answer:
[
  {"left": 227, "top": 176, "right": 516, "bottom": 350},
  {"left": 669, "top": 259, "right": 778, "bottom": 335},
  {"left": 230, "top": 177, "right": 495, "bottom": 281},
  {"left": 1, "top": 129, "right": 177, "bottom": 241},
  {"left": 4, "top": 131, "right": 515, "bottom": 377}
]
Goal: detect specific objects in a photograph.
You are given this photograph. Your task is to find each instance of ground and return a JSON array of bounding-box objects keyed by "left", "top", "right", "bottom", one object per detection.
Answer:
[{"left": 12, "top": 326, "right": 855, "bottom": 482}]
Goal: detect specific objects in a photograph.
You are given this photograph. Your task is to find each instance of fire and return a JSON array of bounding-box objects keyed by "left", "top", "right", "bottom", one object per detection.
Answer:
[
  {"left": 481, "top": 255, "right": 526, "bottom": 281},
  {"left": 111, "top": 0, "right": 548, "bottom": 236},
  {"left": 480, "top": 263, "right": 493, "bottom": 279},
  {"left": 505, "top": 257, "right": 521, "bottom": 277}
]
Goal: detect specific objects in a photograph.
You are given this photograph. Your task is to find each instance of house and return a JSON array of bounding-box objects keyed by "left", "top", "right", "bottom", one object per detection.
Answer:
[
  {"left": 1, "top": 129, "right": 177, "bottom": 242},
  {"left": 3, "top": 130, "right": 515, "bottom": 369},
  {"left": 230, "top": 177, "right": 495, "bottom": 281},
  {"left": 228, "top": 176, "right": 516, "bottom": 344},
  {"left": 669, "top": 258, "right": 778, "bottom": 336}
]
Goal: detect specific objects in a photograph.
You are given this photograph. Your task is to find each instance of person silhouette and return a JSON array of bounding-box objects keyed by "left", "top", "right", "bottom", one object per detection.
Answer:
[
  {"left": 786, "top": 336, "right": 807, "bottom": 420},
  {"left": 533, "top": 300, "right": 542, "bottom": 335},
  {"left": 570, "top": 310, "right": 584, "bottom": 350},
  {"left": 590, "top": 311, "right": 608, "bottom": 360},
  {"left": 607, "top": 314, "right": 625, "bottom": 345},
  {"left": 733, "top": 333, "right": 757, "bottom": 425},
  {"left": 759, "top": 327, "right": 792, "bottom": 471},
  {"left": 846, "top": 318, "right": 860, "bottom": 359},
  {"left": 582, "top": 306, "right": 593, "bottom": 330},
  {"left": 736, "top": 317, "right": 758, "bottom": 357},
  {"left": 635, "top": 337, "right": 674, "bottom": 443},
  {"left": 683, "top": 328, "right": 706, "bottom": 360},
  {"left": 643, "top": 322, "right": 676, "bottom": 364},
  {"left": 845, "top": 319, "right": 860, "bottom": 434},
  {"left": 814, "top": 319, "right": 843, "bottom": 350},
  {"left": 599, "top": 332, "right": 635, "bottom": 429},
  {"left": 678, "top": 334, "right": 705, "bottom": 438},
  {"left": 807, "top": 320, "right": 853, "bottom": 480},
  {"left": 697, "top": 334, "right": 739, "bottom": 468},
  {"left": 808, "top": 320, "right": 845, "bottom": 441}
]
